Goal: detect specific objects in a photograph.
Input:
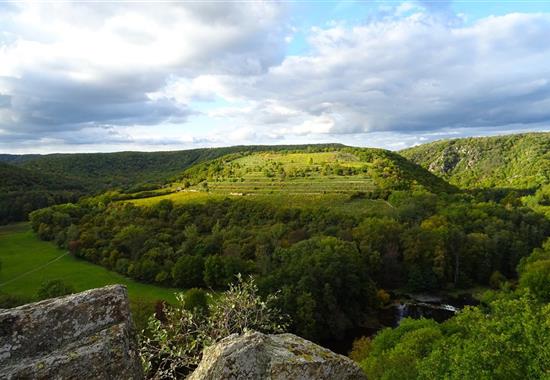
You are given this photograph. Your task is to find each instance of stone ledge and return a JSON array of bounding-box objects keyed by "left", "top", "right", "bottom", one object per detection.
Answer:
[
  {"left": 0, "top": 285, "right": 143, "bottom": 380},
  {"left": 189, "top": 331, "right": 367, "bottom": 380}
]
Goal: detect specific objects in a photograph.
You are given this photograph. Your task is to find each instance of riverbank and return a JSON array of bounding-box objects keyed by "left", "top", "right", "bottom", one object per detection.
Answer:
[{"left": 323, "top": 289, "right": 484, "bottom": 355}]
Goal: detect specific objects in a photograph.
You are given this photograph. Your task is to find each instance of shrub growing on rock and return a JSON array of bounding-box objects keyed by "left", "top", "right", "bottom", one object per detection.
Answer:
[
  {"left": 140, "top": 275, "right": 288, "bottom": 379},
  {"left": 36, "top": 279, "right": 75, "bottom": 300},
  {"left": 183, "top": 288, "right": 209, "bottom": 314}
]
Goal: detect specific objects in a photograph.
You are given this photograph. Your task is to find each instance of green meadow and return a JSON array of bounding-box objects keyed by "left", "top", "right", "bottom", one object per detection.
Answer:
[
  {"left": 128, "top": 190, "right": 395, "bottom": 216},
  {"left": 0, "top": 223, "right": 178, "bottom": 303}
]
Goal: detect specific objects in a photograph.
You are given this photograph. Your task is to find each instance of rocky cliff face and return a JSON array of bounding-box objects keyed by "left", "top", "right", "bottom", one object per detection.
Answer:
[
  {"left": 189, "top": 331, "right": 367, "bottom": 380},
  {"left": 0, "top": 285, "right": 143, "bottom": 380}
]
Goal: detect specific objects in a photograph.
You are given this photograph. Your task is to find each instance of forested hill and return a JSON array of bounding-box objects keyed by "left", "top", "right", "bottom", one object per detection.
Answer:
[
  {"left": 401, "top": 132, "right": 550, "bottom": 190},
  {"left": 0, "top": 144, "right": 346, "bottom": 223},
  {"left": 0, "top": 144, "right": 345, "bottom": 193},
  {"left": 0, "top": 162, "right": 82, "bottom": 192},
  {"left": 0, "top": 162, "right": 84, "bottom": 224},
  {"left": 1, "top": 143, "right": 456, "bottom": 224}
]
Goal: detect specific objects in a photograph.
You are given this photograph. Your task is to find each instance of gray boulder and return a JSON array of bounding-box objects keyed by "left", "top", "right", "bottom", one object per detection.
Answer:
[
  {"left": 188, "top": 331, "right": 367, "bottom": 380},
  {"left": 0, "top": 285, "right": 143, "bottom": 379}
]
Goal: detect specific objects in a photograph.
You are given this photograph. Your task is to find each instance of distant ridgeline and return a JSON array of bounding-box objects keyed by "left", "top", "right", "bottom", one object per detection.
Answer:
[
  {"left": 6, "top": 133, "right": 550, "bottom": 224},
  {"left": 0, "top": 144, "right": 344, "bottom": 224},
  {"left": 169, "top": 147, "right": 454, "bottom": 199}
]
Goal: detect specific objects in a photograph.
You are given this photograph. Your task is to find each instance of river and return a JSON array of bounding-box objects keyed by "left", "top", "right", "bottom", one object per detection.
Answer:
[{"left": 323, "top": 292, "right": 479, "bottom": 355}]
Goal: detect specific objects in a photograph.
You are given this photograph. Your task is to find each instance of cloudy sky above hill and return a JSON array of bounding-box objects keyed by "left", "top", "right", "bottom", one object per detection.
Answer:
[{"left": 1, "top": 1, "right": 550, "bottom": 153}]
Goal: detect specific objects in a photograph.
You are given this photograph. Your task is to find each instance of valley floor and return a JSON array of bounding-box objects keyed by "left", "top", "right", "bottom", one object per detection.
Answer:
[{"left": 0, "top": 223, "right": 177, "bottom": 303}]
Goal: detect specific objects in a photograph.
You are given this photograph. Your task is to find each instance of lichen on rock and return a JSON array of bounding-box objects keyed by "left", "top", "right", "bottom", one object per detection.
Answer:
[
  {"left": 188, "top": 331, "right": 367, "bottom": 380},
  {"left": 0, "top": 285, "right": 143, "bottom": 380}
]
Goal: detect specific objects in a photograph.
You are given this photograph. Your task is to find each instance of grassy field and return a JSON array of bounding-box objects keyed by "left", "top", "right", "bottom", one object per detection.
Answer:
[
  {"left": 0, "top": 223, "right": 178, "bottom": 303},
  {"left": 129, "top": 190, "right": 221, "bottom": 206},
  {"left": 129, "top": 189, "right": 395, "bottom": 216}
]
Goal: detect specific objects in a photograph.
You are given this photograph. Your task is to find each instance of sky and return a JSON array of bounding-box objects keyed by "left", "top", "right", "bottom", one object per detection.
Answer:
[{"left": 2, "top": 1, "right": 550, "bottom": 153}]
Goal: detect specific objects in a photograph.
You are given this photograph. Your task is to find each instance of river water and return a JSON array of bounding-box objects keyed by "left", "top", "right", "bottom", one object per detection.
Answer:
[{"left": 323, "top": 293, "right": 478, "bottom": 355}]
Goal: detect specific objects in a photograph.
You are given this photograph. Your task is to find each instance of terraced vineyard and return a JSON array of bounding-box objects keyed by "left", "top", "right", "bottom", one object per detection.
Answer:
[
  {"left": 201, "top": 152, "right": 376, "bottom": 195},
  {"left": 126, "top": 148, "right": 452, "bottom": 215}
]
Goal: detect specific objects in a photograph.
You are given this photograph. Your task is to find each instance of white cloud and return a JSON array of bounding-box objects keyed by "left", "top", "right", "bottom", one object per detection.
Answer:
[
  {"left": 291, "top": 115, "right": 336, "bottom": 135},
  {"left": 149, "top": 75, "right": 237, "bottom": 104},
  {"left": 206, "top": 12, "right": 550, "bottom": 144},
  {"left": 0, "top": 2, "right": 287, "bottom": 140},
  {"left": 2, "top": 2, "right": 550, "bottom": 152}
]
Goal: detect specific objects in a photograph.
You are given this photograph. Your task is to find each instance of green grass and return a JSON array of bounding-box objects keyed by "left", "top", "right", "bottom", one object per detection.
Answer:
[
  {"left": 0, "top": 223, "right": 178, "bottom": 303},
  {"left": 128, "top": 190, "right": 218, "bottom": 206},
  {"left": 128, "top": 190, "right": 396, "bottom": 216},
  {"left": 171, "top": 151, "right": 373, "bottom": 195},
  {"left": 202, "top": 151, "right": 375, "bottom": 195}
]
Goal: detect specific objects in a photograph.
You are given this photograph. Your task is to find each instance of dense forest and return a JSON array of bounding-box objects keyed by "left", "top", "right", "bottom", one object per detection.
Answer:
[
  {"left": 0, "top": 144, "right": 346, "bottom": 191},
  {"left": 401, "top": 132, "right": 550, "bottom": 190},
  {"left": 29, "top": 185, "right": 548, "bottom": 343},
  {"left": 0, "top": 162, "right": 84, "bottom": 224},
  {"left": 12, "top": 132, "right": 547, "bottom": 224},
  {"left": 7, "top": 134, "right": 550, "bottom": 378},
  {"left": 350, "top": 238, "right": 550, "bottom": 379}
]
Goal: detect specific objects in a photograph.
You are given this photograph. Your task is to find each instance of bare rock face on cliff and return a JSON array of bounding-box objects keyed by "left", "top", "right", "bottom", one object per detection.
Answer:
[
  {"left": 0, "top": 285, "right": 143, "bottom": 380},
  {"left": 188, "top": 331, "right": 367, "bottom": 380}
]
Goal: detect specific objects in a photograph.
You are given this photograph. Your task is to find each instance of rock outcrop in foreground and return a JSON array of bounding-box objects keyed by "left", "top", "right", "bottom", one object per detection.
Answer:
[
  {"left": 1, "top": 286, "right": 365, "bottom": 380},
  {"left": 189, "top": 331, "right": 367, "bottom": 380},
  {"left": 0, "top": 285, "right": 142, "bottom": 379}
]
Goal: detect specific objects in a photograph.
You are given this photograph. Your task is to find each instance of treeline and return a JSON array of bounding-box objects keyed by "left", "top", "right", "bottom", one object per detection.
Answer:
[
  {"left": 30, "top": 190, "right": 549, "bottom": 342},
  {"left": 351, "top": 238, "right": 550, "bottom": 379},
  {"left": 2, "top": 144, "right": 347, "bottom": 193},
  {"left": 0, "top": 162, "right": 84, "bottom": 224}
]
